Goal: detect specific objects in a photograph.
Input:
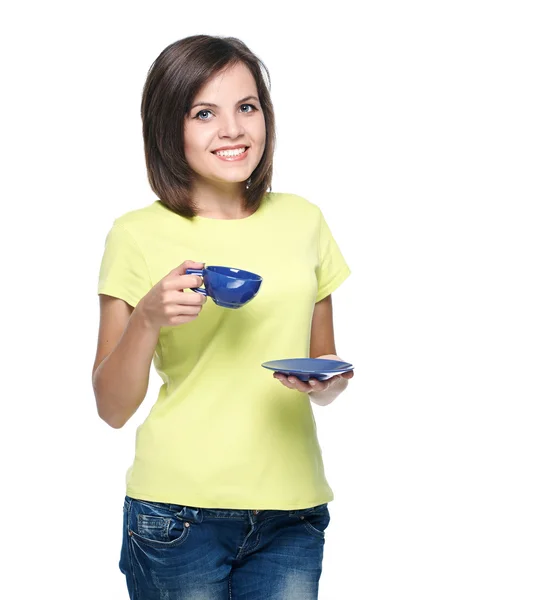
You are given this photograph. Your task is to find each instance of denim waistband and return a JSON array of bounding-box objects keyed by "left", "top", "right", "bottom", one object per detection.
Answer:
[{"left": 124, "top": 495, "right": 328, "bottom": 523}]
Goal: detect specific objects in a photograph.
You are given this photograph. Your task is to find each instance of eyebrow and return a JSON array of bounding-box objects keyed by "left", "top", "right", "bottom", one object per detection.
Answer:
[{"left": 190, "top": 95, "right": 260, "bottom": 110}]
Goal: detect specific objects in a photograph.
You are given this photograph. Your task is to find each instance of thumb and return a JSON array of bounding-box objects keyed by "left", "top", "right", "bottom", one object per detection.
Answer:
[{"left": 170, "top": 260, "right": 205, "bottom": 276}]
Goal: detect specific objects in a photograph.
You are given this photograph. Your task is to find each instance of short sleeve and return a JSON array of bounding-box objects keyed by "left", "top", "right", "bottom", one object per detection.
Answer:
[
  {"left": 97, "top": 223, "right": 152, "bottom": 308},
  {"left": 315, "top": 209, "right": 351, "bottom": 303}
]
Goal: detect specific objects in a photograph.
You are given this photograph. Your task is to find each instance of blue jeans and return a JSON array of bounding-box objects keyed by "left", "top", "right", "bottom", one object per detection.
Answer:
[{"left": 120, "top": 495, "right": 330, "bottom": 599}]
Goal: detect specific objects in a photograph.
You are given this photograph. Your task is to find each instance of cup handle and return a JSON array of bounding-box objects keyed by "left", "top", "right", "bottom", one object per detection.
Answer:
[{"left": 185, "top": 268, "right": 207, "bottom": 295}]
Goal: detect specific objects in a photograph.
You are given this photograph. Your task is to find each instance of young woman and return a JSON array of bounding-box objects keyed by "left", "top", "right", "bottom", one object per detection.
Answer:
[{"left": 93, "top": 34, "right": 353, "bottom": 600}]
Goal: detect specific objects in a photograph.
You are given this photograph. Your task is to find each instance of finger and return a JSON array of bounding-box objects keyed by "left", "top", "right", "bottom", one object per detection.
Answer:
[
  {"left": 169, "top": 261, "right": 205, "bottom": 276},
  {"left": 307, "top": 378, "right": 328, "bottom": 392},
  {"left": 164, "top": 274, "right": 204, "bottom": 291},
  {"left": 161, "top": 289, "right": 207, "bottom": 305},
  {"left": 168, "top": 313, "right": 200, "bottom": 326},
  {"left": 164, "top": 304, "right": 202, "bottom": 317},
  {"left": 273, "top": 373, "right": 295, "bottom": 389},
  {"left": 286, "top": 376, "right": 312, "bottom": 393},
  {"left": 177, "top": 290, "right": 208, "bottom": 305}
]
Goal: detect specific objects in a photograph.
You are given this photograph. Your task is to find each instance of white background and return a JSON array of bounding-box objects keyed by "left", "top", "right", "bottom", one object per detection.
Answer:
[{"left": 2, "top": 1, "right": 539, "bottom": 598}]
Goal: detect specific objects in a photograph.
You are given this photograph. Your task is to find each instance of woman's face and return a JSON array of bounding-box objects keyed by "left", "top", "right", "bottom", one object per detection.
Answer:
[{"left": 184, "top": 62, "right": 266, "bottom": 188}]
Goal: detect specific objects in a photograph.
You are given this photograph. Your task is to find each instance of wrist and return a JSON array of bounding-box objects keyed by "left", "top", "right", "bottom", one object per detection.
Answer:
[
  {"left": 132, "top": 302, "right": 160, "bottom": 335},
  {"left": 308, "top": 375, "right": 349, "bottom": 405}
]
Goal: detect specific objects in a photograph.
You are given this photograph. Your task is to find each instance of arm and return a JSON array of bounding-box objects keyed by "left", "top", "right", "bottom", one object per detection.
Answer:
[
  {"left": 273, "top": 294, "right": 354, "bottom": 406},
  {"left": 92, "top": 260, "right": 206, "bottom": 429},
  {"left": 92, "top": 296, "right": 160, "bottom": 429}
]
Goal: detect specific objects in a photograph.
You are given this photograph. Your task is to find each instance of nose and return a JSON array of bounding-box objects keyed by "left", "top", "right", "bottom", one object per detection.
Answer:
[{"left": 218, "top": 112, "right": 245, "bottom": 139}]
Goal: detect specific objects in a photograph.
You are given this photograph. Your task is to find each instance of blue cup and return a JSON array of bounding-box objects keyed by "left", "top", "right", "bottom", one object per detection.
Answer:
[{"left": 185, "top": 266, "right": 263, "bottom": 309}]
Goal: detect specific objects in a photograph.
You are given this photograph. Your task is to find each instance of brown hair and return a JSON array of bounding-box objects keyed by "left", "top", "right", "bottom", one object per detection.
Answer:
[{"left": 141, "top": 35, "right": 276, "bottom": 218}]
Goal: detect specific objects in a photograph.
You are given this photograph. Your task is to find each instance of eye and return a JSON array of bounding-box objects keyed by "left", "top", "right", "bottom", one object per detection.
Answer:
[
  {"left": 240, "top": 104, "right": 257, "bottom": 113},
  {"left": 195, "top": 109, "right": 213, "bottom": 121}
]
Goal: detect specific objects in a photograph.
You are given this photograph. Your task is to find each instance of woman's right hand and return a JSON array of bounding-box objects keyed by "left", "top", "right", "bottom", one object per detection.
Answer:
[{"left": 135, "top": 260, "right": 207, "bottom": 330}]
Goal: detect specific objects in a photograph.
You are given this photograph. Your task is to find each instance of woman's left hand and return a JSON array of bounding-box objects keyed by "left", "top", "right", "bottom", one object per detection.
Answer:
[{"left": 273, "top": 369, "right": 354, "bottom": 394}]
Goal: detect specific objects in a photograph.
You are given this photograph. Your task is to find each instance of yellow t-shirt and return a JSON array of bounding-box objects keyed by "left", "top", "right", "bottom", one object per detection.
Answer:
[{"left": 97, "top": 192, "right": 351, "bottom": 509}]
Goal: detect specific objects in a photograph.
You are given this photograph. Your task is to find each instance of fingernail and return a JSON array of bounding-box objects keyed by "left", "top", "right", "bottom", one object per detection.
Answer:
[
  {"left": 288, "top": 377, "right": 295, "bottom": 383},
  {"left": 309, "top": 380, "right": 316, "bottom": 386}
]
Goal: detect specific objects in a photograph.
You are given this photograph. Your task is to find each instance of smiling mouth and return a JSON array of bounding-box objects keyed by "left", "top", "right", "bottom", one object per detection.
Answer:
[{"left": 212, "top": 147, "right": 248, "bottom": 158}]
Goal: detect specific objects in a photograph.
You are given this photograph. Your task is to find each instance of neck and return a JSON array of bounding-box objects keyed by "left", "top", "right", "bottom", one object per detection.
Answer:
[{"left": 191, "top": 178, "right": 250, "bottom": 219}]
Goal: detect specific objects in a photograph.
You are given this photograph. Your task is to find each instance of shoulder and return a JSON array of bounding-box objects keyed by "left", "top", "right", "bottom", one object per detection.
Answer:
[
  {"left": 111, "top": 200, "right": 184, "bottom": 250},
  {"left": 109, "top": 201, "right": 173, "bottom": 240},
  {"left": 266, "top": 192, "right": 322, "bottom": 220},
  {"left": 102, "top": 202, "right": 175, "bottom": 258}
]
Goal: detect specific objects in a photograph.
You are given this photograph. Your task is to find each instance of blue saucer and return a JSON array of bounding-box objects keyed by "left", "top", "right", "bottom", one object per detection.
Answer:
[{"left": 262, "top": 358, "right": 354, "bottom": 382}]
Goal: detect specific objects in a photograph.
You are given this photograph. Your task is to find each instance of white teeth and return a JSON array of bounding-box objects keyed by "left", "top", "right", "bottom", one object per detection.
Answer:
[{"left": 214, "top": 147, "right": 247, "bottom": 157}]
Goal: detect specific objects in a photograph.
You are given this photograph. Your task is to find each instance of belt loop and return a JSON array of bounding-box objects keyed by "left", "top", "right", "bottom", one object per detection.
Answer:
[{"left": 174, "top": 506, "right": 204, "bottom": 524}]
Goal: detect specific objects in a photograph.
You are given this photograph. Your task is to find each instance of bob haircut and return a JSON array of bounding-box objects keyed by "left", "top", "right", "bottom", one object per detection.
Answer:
[{"left": 141, "top": 35, "right": 276, "bottom": 219}]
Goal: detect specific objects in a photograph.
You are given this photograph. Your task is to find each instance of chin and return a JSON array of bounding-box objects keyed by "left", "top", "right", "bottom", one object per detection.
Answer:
[
  {"left": 204, "top": 175, "right": 248, "bottom": 186},
  {"left": 213, "top": 170, "right": 253, "bottom": 183}
]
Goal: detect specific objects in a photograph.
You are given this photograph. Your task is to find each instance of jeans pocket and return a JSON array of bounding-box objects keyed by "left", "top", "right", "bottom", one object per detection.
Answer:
[
  {"left": 298, "top": 504, "right": 331, "bottom": 539},
  {"left": 128, "top": 499, "right": 191, "bottom": 550},
  {"left": 119, "top": 500, "right": 130, "bottom": 575}
]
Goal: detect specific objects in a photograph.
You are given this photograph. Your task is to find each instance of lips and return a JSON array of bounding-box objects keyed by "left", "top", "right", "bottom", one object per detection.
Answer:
[
  {"left": 212, "top": 146, "right": 248, "bottom": 157},
  {"left": 211, "top": 144, "right": 249, "bottom": 153},
  {"left": 212, "top": 147, "right": 250, "bottom": 162}
]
